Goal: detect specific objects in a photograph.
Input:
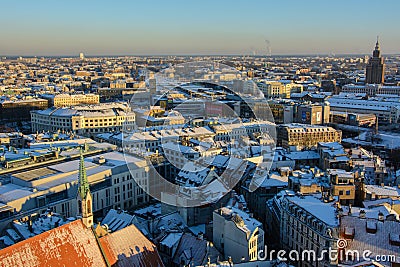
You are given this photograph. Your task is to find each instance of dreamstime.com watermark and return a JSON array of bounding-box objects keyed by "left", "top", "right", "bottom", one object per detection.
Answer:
[{"left": 257, "top": 239, "right": 398, "bottom": 264}]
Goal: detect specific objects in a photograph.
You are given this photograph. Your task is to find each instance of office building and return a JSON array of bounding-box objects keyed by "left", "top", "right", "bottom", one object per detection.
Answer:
[
  {"left": 0, "top": 151, "right": 149, "bottom": 231},
  {"left": 295, "top": 103, "right": 330, "bottom": 125},
  {"left": 258, "top": 81, "right": 290, "bottom": 99},
  {"left": 0, "top": 98, "right": 48, "bottom": 122},
  {"left": 327, "top": 94, "right": 400, "bottom": 123},
  {"left": 31, "top": 102, "right": 135, "bottom": 136},
  {"left": 341, "top": 84, "right": 400, "bottom": 96}
]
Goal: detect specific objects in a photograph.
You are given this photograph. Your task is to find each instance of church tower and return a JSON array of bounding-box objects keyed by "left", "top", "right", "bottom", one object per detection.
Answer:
[
  {"left": 77, "top": 150, "right": 93, "bottom": 228},
  {"left": 366, "top": 37, "right": 385, "bottom": 84}
]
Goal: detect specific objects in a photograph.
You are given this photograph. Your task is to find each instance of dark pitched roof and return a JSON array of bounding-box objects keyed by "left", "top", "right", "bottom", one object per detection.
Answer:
[
  {"left": 172, "top": 233, "right": 220, "bottom": 266},
  {"left": 100, "top": 224, "right": 164, "bottom": 267}
]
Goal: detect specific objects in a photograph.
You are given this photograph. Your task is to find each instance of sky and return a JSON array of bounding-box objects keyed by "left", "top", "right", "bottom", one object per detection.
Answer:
[{"left": 1, "top": 0, "right": 399, "bottom": 56}]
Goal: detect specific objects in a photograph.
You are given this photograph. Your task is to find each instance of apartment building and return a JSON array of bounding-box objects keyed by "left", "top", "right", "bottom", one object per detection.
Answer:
[
  {"left": 41, "top": 93, "right": 100, "bottom": 107},
  {"left": 279, "top": 193, "right": 340, "bottom": 267},
  {"left": 277, "top": 124, "right": 342, "bottom": 149},
  {"left": 213, "top": 206, "right": 265, "bottom": 263}
]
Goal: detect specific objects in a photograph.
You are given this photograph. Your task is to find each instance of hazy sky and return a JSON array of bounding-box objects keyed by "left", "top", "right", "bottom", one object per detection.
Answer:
[{"left": 1, "top": 0, "right": 399, "bottom": 56}]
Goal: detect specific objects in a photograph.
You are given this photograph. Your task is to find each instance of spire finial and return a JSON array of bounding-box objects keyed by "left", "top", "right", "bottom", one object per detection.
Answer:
[{"left": 375, "top": 35, "right": 380, "bottom": 50}]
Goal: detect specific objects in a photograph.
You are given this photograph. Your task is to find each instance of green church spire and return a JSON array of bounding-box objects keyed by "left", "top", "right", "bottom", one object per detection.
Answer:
[{"left": 78, "top": 149, "right": 90, "bottom": 200}]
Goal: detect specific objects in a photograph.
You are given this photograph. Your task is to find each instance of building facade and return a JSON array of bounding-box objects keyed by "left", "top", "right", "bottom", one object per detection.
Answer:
[
  {"left": 365, "top": 38, "right": 385, "bottom": 85},
  {"left": 341, "top": 84, "right": 400, "bottom": 96},
  {"left": 41, "top": 93, "right": 100, "bottom": 107},
  {"left": 213, "top": 206, "right": 264, "bottom": 263},
  {"left": 277, "top": 124, "right": 342, "bottom": 149},
  {"left": 0, "top": 152, "right": 149, "bottom": 231},
  {"left": 31, "top": 102, "right": 135, "bottom": 136},
  {"left": 258, "top": 81, "right": 290, "bottom": 99},
  {"left": 295, "top": 103, "right": 330, "bottom": 125},
  {"left": 328, "top": 95, "right": 400, "bottom": 123},
  {"left": 0, "top": 98, "right": 48, "bottom": 122},
  {"left": 279, "top": 193, "right": 340, "bottom": 267}
]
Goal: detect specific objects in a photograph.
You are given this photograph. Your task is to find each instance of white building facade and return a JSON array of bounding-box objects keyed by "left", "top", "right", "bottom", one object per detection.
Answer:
[{"left": 213, "top": 206, "right": 265, "bottom": 263}]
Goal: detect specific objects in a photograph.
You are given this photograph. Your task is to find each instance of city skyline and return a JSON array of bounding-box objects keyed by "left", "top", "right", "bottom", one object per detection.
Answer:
[
  {"left": 1, "top": 0, "right": 400, "bottom": 56},
  {"left": 1, "top": 9, "right": 400, "bottom": 264}
]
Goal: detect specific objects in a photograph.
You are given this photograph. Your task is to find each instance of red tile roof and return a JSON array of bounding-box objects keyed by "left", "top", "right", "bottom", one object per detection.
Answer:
[
  {"left": 0, "top": 219, "right": 165, "bottom": 267},
  {"left": 100, "top": 224, "right": 164, "bottom": 267},
  {"left": 0, "top": 220, "right": 107, "bottom": 267}
]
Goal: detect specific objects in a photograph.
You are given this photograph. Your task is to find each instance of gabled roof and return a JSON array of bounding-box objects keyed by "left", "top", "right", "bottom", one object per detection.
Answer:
[
  {"left": 0, "top": 220, "right": 107, "bottom": 267},
  {"left": 100, "top": 224, "right": 164, "bottom": 267}
]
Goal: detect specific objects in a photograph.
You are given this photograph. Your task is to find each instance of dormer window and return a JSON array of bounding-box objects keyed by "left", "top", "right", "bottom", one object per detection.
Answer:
[
  {"left": 344, "top": 227, "right": 355, "bottom": 239},
  {"left": 365, "top": 221, "right": 377, "bottom": 234},
  {"left": 389, "top": 233, "right": 400, "bottom": 246}
]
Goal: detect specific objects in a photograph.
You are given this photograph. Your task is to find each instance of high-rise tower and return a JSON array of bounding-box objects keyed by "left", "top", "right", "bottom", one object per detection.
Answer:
[
  {"left": 77, "top": 150, "right": 93, "bottom": 228},
  {"left": 365, "top": 37, "right": 385, "bottom": 84}
]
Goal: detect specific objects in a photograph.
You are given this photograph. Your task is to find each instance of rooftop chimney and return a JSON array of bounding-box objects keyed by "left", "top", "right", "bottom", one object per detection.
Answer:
[
  {"left": 378, "top": 212, "right": 384, "bottom": 222},
  {"left": 359, "top": 209, "right": 366, "bottom": 219}
]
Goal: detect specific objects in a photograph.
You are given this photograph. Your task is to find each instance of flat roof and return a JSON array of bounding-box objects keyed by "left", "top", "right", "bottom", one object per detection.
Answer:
[
  {"left": 12, "top": 167, "right": 58, "bottom": 182},
  {"left": 0, "top": 183, "right": 34, "bottom": 203}
]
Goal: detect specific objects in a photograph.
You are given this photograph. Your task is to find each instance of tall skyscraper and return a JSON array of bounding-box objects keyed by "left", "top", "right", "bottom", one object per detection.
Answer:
[{"left": 366, "top": 37, "right": 385, "bottom": 84}]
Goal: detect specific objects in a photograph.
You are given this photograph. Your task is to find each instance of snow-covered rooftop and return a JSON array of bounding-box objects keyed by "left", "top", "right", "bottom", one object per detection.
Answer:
[{"left": 286, "top": 194, "right": 339, "bottom": 227}]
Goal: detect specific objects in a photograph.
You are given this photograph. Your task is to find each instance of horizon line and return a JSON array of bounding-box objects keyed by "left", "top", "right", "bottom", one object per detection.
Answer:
[{"left": 2, "top": 53, "right": 400, "bottom": 58}]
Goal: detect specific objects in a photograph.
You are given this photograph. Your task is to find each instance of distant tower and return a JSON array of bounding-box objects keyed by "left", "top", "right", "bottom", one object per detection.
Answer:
[
  {"left": 148, "top": 78, "right": 157, "bottom": 95},
  {"left": 365, "top": 37, "right": 385, "bottom": 84},
  {"left": 265, "top": 40, "right": 272, "bottom": 57},
  {"left": 79, "top": 52, "right": 85, "bottom": 60},
  {"left": 77, "top": 150, "right": 93, "bottom": 228}
]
